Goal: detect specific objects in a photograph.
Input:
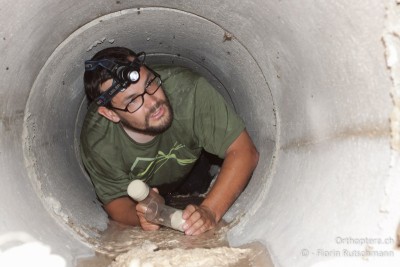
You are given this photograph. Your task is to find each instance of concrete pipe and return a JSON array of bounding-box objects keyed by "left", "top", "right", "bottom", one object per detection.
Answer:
[{"left": 1, "top": 0, "right": 400, "bottom": 266}]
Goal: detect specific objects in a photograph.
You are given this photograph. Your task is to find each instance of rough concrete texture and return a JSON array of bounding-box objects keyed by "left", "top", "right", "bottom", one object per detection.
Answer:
[
  {"left": 383, "top": 0, "right": 400, "bottom": 151},
  {"left": 1, "top": 0, "right": 400, "bottom": 266}
]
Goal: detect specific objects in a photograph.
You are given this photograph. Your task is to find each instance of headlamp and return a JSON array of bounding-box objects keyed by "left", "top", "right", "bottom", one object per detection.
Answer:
[{"left": 84, "top": 52, "right": 146, "bottom": 106}]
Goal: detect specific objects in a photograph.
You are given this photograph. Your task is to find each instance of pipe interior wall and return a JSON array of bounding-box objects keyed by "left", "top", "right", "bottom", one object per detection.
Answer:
[{"left": 1, "top": 1, "right": 399, "bottom": 266}]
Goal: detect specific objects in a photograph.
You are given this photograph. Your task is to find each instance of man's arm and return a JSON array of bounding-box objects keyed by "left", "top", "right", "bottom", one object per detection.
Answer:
[
  {"left": 104, "top": 197, "right": 139, "bottom": 225},
  {"left": 182, "top": 129, "right": 259, "bottom": 235}
]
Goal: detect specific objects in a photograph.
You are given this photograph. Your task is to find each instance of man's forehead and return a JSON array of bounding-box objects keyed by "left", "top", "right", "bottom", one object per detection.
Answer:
[{"left": 99, "top": 79, "right": 114, "bottom": 93}]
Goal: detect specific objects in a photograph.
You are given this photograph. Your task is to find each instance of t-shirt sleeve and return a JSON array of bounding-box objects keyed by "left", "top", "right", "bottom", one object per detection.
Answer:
[
  {"left": 193, "top": 77, "right": 245, "bottom": 158},
  {"left": 80, "top": 147, "right": 134, "bottom": 205}
]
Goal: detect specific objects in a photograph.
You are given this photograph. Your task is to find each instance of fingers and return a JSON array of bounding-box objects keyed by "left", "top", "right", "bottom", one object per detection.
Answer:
[
  {"left": 139, "top": 219, "right": 160, "bottom": 231},
  {"left": 182, "top": 205, "right": 216, "bottom": 236},
  {"left": 151, "top": 187, "right": 159, "bottom": 194},
  {"left": 135, "top": 202, "right": 147, "bottom": 214},
  {"left": 135, "top": 203, "right": 160, "bottom": 231},
  {"left": 182, "top": 204, "right": 196, "bottom": 220}
]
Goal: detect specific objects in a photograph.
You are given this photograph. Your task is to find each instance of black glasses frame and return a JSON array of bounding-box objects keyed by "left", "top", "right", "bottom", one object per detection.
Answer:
[{"left": 109, "top": 68, "right": 162, "bottom": 113}]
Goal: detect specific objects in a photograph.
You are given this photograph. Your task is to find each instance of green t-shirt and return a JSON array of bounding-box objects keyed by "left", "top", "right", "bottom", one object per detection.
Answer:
[{"left": 80, "top": 66, "right": 245, "bottom": 204}]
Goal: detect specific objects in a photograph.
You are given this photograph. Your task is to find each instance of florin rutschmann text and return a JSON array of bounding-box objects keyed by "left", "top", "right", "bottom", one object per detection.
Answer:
[{"left": 300, "top": 236, "right": 396, "bottom": 258}]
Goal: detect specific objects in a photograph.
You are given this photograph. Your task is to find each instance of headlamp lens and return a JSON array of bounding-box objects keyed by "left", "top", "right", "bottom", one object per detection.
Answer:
[{"left": 128, "top": 70, "right": 140, "bottom": 82}]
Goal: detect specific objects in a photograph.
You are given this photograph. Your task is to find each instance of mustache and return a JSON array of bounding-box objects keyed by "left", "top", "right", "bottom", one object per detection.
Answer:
[{"left": 149, "top": 100, "right": 167, "bottom": 114}]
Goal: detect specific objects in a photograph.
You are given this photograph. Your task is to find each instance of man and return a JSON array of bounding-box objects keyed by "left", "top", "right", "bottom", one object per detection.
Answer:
[{"left": 80, "top": 47, "right": 259, "bottom": 236}]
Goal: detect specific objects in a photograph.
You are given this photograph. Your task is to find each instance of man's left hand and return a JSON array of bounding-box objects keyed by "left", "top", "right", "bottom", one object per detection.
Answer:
[{"left": 182, "top": 204, "right": 217, "bottom": 235}]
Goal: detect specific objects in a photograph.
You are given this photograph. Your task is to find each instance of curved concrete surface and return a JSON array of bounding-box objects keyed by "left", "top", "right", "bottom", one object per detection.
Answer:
[{"left": 1, "top": 1, "right": 400, "bottom": 266}]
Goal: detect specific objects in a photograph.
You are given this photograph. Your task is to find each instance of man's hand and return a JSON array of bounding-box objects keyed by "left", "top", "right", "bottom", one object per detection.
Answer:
[
  {"left": 135, "top": 188, "right": 162, "bottom": 231},
  {"left": 135, "top": 202, "right": 160, "bottom": 231},
  {"left": 182, "top": 204, "right": 217, "bottom": 235}
]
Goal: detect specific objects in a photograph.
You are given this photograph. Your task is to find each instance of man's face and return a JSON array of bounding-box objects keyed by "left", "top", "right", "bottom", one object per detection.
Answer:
[{"left": 99, "top": 66, "right": 173, "bottom": 136}]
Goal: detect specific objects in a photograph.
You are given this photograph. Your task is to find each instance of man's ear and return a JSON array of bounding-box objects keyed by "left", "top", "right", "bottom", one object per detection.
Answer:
[{"left": 97, "top": 106, "right": 121, "bottom": 123}]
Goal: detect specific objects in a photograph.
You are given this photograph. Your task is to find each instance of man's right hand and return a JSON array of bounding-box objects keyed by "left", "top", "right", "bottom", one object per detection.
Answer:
[
  {"left": 104, "top": 188, "right": 162, "bottom": 230},
  {"left": 135, "top": 187, "right": 162, "bottom": 231},
  {"left": 135, "top": 201, "right": 160, "bottom": 231}
]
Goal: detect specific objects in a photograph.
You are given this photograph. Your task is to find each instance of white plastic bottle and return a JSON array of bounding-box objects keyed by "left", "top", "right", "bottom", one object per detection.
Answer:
[{"left": 127, "top": 179, "right": 186, "bottom": 232}]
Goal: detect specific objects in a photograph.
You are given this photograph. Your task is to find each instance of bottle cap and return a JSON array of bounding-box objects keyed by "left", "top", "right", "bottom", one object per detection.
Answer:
[
  {"left": 170, "top": 210, "right": 185, "bottom": 232},
  {"left": 127, "top": 180, "right": 150, "bottom": 202}
]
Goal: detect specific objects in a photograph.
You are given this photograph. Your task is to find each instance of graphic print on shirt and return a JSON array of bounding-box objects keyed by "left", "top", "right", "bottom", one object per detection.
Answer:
[{"left": 130, "top": 142, "right": 197, "bottom": 182}]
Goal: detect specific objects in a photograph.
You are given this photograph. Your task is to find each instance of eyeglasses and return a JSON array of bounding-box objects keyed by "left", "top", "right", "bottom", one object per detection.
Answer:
[{"left": 110, "top": 70, "right": 163, "bottom": 113}]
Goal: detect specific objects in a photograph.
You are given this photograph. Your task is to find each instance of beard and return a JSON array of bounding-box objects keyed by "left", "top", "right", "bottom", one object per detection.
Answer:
[{"left": 120, "top": 97, "right": 174, "bottom": 136}]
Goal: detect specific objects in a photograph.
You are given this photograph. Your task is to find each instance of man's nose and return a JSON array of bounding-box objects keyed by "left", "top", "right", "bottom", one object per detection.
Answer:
[{"left": 143, "top": 92, "right": 158, "bottom": 108}]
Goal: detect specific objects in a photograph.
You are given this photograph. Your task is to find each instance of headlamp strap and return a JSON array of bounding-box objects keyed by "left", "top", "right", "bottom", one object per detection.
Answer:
[{"left": 94, "top": 80, "right": 125, "bottom": 106}]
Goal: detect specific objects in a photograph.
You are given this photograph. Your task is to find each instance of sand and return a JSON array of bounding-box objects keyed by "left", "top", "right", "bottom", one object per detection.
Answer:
[
  {"left": 109, "top": 242, "right": 251, "bottom": 267},
  {"left": 76, "top": 220, "right": 273, "bottom": 267}
]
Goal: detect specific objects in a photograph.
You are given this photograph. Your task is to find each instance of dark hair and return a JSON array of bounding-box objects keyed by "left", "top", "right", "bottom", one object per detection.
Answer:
[{"left": 83, "top": 47, "right": 137, "bottom": 104}]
